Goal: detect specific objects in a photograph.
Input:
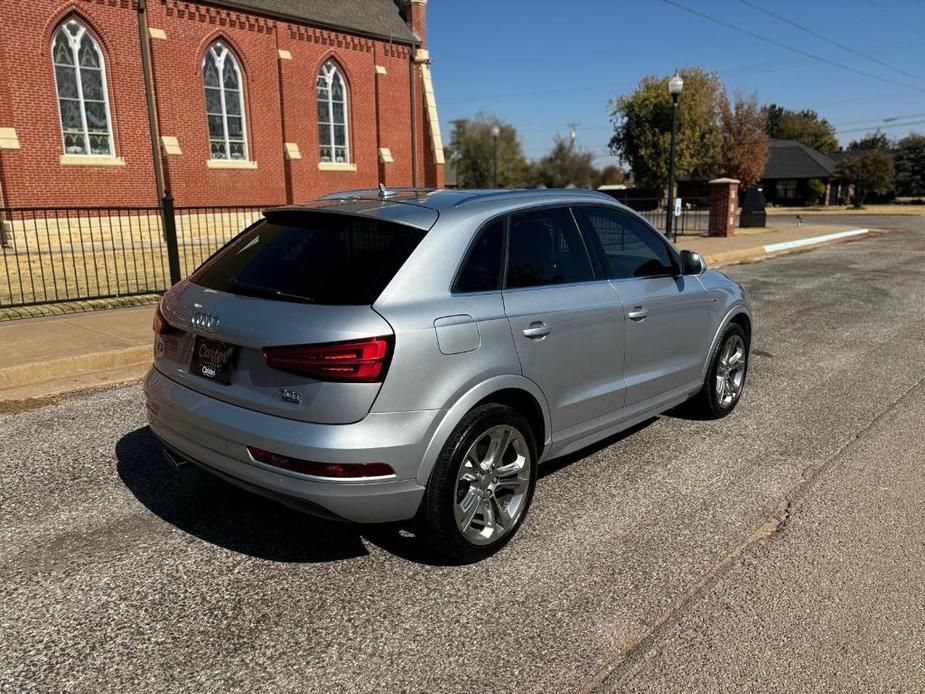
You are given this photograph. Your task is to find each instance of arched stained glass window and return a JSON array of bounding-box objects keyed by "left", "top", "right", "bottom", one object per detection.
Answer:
[
  {"left": 52, "top": 19, "right": 114, "bottom": 156},
  {"left": 316, "top": 60, "right": 349, "bottom": 163},
  {"left": 203, "top": 42, "right": 248, "bottom": 160}
]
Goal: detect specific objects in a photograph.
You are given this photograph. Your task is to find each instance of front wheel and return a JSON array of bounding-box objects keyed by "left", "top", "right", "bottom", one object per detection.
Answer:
[
  {"left": 421, "top": 403, "right": 537, "bottom": 562},
  {"left": 687, "top": 323, "right": 749, "bottom": 419}
]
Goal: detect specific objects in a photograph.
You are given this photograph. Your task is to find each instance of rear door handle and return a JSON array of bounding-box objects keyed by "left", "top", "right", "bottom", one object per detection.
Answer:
[
  {"left": 627, "top": 306, "right": 648, "bottom": 322},
  {"left": 522, "top": 321, "right": 551, "bottom": 339}
]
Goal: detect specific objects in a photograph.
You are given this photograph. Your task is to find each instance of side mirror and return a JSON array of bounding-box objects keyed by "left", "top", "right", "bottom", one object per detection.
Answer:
[{"left": 680, "top": 250, "right": 706, "bottom": 275}]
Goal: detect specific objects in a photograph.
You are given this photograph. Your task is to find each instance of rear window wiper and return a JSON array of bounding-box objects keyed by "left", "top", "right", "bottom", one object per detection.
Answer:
[{"left": 228, "top": 279, "right": 316, "bottom": 304}]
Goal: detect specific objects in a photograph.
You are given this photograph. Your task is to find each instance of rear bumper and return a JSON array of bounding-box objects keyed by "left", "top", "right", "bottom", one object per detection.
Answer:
[{"left": 144, "top": 368, "right": 435, "bottom": 523}]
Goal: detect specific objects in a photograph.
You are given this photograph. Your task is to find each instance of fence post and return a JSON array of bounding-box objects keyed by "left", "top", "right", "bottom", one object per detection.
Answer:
[
  {"left": 708, "top": 178, "right": 739, "bottom": 237},
  {"left": 161, "top": 191, "right": 182, "bottom": 284}
]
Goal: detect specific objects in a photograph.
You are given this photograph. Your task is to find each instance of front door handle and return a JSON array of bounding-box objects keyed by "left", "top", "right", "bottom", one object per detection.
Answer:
[
  {"left": 627, "top": 306, "right": 649, "bottom": 322},
  {"left": 522, "top": 321, "right": 551, "bottom": 339}
]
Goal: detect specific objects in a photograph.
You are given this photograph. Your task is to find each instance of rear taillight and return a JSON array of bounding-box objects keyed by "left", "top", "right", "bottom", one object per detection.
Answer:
[
  {"left": 153, "top": 306, "right": 178, "bottom": 335},
  {"left": 248, "top": 447, "right": 394, "bottom": 478},
  {"left": 262, "top": 336, "right": 393, "bottom": 383}
]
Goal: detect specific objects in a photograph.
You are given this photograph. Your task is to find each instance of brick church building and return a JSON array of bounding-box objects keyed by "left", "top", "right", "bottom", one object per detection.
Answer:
[{"left": 0, "top": 0, "right": 444, "bottom": 208}]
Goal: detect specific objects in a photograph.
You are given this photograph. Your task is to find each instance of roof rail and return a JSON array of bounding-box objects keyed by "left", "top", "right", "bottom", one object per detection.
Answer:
[
  {"left": 450, "top": 188, "right": 611, "bottom": 208},
  {"left": 319, "top": 187, "right": 435, "bottom": 201}
]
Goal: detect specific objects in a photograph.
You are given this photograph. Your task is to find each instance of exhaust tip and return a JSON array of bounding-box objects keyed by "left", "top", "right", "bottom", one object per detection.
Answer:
[{"left": 162, "top": 448, "right": 188, "bottom": 470}]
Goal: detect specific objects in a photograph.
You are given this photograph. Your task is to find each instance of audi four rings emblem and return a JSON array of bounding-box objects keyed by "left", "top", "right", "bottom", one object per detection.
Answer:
[{"left": 191, "top": 312, "right": 220, "bottom": 332}]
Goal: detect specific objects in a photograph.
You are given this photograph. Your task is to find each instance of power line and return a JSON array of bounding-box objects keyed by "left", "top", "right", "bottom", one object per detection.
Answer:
[
  {"left": 738, "top": 0, "right": 925, "bottom": 83},
  {"left": 661, "top": 0, "right": 925, "bottom": 95},
  {"left": 835, "top": 118, "right": 925, "bottom": 135}
]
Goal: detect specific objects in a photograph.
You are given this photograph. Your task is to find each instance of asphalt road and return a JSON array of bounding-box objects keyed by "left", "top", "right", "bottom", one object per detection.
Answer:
[{"left": 2, "top": 216, "right": 923, "bottom": 693}]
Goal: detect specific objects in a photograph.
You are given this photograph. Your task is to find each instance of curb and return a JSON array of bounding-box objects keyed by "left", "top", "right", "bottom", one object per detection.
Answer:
[
  {"left": 705, "top": 228, "right": 871, "bottom": 268},
  {"left": 0, "top": 344, "right": 151, "bottom": 390}
]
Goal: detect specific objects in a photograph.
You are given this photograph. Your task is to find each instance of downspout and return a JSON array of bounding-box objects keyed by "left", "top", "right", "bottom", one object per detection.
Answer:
[
  {"left": 137, "top": 0, "right": 166, "bottom": 202},
  {"left": 408, "top": 49, "right": 418, "bottom": 188}
]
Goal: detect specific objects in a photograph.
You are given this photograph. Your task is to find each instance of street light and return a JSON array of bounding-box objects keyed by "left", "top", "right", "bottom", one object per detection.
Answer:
[
  {"left": 491, "top": 124, "right": 501, "bottom": 188},
  {"left": 666, "top": 73, "right": 683, "bottom": 241}
]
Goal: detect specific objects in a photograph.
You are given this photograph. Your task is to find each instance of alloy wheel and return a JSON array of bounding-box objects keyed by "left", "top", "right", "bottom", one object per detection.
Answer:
[
  {"left": 715, "top": 334, "right": 747, "bottom": 408},
  {"left": 453, "top": 425, "right": 531, "bottom": 546}
]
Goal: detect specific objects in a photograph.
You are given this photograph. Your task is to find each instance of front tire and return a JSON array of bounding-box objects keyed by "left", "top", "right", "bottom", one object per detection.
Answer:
[
  {"left": 421, "top": 403, "right": 537, "bottom": 562},
  {"left": 687, "top": 323, "right": 749, "bottom": 419}
]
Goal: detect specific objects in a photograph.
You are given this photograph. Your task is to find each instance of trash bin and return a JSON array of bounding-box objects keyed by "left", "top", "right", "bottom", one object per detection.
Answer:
[{"left": 739, "top": 187, "right": 767, "bottom": 228}]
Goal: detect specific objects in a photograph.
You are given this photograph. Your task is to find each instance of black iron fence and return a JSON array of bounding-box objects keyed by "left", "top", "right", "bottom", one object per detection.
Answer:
[
  {"left": 601, "top": 194, "right": 714, "bottom": 235},
  {"left": 0, "top": 196, "right": 275, "bottom": 309}
]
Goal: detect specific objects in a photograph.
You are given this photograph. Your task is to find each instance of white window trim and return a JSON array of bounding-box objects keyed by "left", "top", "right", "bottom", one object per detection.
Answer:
[
  {"left": 203, "top": 42, "right": 249, "bottom": 162},
  {"left": 51, "top": 19, "right": 115, "bottom": 158},
  {"left": 317, "top": 60, "right": 350, "bottom": 164}
]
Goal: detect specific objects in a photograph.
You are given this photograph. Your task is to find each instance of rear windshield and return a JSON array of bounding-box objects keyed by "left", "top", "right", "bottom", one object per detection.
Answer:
[{"left": 191, "top": 213, "right": 426, "bottom": 305}]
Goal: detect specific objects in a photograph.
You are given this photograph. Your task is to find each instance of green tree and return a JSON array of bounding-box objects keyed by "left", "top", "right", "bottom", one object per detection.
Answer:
[
  {"left": 765, "top": 104, "right": 838, "bottom": 153},
  {"left": 806, "top": 178, "right": 826, "bottom": 206},
  {"left": 609, "top": 67, "right": 724, "bottom": 190},
  {"left": 847, "top": 130, "right": 891, "bottom": 152},
  {"left": 894, "top": 133, "right": 925, "bottom": 197},
  {"left": 834, "top": 151, "right": 895, "bottom": 208},
  {"left": 531, "top": 135, "right": 600, "bottom": 188},
  {"left": 600, "top": 165, "right": 626, "bottom": 186},
  {"left": 446, "top": 114, "right": 531, "bottom": 189},
  {"left": 719, "top": 90, "right": 769, "bottom": 188}
]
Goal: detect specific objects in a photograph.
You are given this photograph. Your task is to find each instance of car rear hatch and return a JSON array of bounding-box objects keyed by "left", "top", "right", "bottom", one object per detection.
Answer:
[{"left": 154, "top": 204, "right": 435, "bottom": 424}]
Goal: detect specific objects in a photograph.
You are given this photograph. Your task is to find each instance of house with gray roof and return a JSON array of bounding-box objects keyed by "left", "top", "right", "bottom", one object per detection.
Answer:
[{"left": 762, "top": 139, "right": 842, "bottom": 206}]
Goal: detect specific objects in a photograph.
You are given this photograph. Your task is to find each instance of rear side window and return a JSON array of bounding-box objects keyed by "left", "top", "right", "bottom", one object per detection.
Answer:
[
  {"left": 455, "top": 218, "right": 504, "bottom": 292},
  {"left": 506, "top": 207, "right": 594, "bottom": 289},
  {"left": 191, "top": 213, "right": 425, "bottom": 305},
  {"left": 576, "top": 207, "right": 675, "bottom": 279}
]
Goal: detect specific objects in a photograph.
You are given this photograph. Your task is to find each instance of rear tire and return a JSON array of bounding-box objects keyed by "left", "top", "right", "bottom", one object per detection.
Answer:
[
  {"left": 686, "top": 323, "right": 749, "bottom": 420},
  {"left": 421, "top": 403, "right": 537, "bottom": 562}
]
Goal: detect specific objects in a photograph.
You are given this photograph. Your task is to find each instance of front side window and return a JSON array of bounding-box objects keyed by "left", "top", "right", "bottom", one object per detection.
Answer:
[
  {"left": 506, "top": 207, "right": 594, "bottom": 289},
  {"left": 576, "top": 207, "right": 675, "bottom": 280},
  {"left": 316, "top": 60, "right": 349, "bottom": 163},
  {"left": 52, "top": 19, "right": 114, "bottom": 156},
  {"left": 203, "top": 42, "right": 247, "bottom": 160}
]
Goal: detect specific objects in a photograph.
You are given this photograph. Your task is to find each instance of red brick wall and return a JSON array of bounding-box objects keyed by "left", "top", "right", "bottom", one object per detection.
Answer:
[
  {"left": 0, "top": 0, "right": 158, "bottom": 207},
  {"left": 0, "top": 0, "right": 442, "bottom": 208},
  {"left": 148, "top": 0, "right": 286, "bottom": 205}
]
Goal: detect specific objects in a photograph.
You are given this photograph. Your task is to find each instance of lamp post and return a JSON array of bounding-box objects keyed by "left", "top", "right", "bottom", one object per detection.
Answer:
[
  {"left": 491, "top": 124, "right": 501, "bottom": 188},
  {"left": 666, "top": 73, "right": 683, "bottom": 241}
]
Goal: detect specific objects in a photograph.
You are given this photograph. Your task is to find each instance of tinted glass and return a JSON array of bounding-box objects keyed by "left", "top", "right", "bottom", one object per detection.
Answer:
[
  {"left": 506, "top": 207, "right": 594, "bottom": 288},
  {"left": 192, "top": 214, "right": 425, "bottom": 305},
  {"left": 455, "top": 219, "right": 504, "bottom": 292},
  {"left": 578, "top": 207, "right": 675, "bottom": 279}
]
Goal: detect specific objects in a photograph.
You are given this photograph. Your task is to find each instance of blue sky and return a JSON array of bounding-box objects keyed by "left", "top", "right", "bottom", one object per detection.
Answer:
[{"left": 429, "top": 0, "right": 925, "bottom": 167}]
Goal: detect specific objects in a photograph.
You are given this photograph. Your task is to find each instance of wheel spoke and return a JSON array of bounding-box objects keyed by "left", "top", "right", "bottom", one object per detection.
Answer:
[
  {"left": 457, "top": 488, "right": 481, "bottom": 531},
  {"left": 480, "top": 497, "right": 495, "bottom": 531},
  {"left": 485, "top": 427, "right": 512, "bottom": 469},
  {"left": 494, "top": 476, "right": 526, "bottom": 493},
  {"left": 491, "top": 496, "right": 513, "bottom": 531}
]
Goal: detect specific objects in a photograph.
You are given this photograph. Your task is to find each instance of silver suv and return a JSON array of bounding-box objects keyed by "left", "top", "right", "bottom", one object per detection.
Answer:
[{"left": 145, "top": 188, "right": 751, "bottom": 561}]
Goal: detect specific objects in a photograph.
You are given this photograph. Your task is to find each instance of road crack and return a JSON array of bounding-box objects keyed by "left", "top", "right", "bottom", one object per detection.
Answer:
[{"left": 577, "top": 373, "right": 925, "bottom": 694}]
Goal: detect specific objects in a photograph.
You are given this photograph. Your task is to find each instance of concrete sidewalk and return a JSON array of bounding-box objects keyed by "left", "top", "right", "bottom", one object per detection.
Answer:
[
  {"left": 0, "top": 223, "right": 878, "bottom": 402},
  {"left": 0, "top": 305, "right": 154, "bottom": 402}
]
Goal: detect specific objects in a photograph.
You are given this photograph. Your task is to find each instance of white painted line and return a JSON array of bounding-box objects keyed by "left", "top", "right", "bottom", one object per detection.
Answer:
[{"left": 763, "top": 228, "right": 869, "bottom": 254}]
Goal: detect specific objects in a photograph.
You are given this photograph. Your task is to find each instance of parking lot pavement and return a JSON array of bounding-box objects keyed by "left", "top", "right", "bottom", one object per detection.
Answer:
[{"left": 1, "top": 216, "right": 923, "bottom": 693}]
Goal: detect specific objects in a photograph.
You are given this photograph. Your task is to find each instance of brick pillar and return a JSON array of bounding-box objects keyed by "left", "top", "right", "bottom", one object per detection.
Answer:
[{"left": 708, "top": 178, "right": 739, "bottom": 237}]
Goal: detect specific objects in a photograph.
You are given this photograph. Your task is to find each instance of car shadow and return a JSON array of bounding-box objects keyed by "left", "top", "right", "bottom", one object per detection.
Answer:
[
  {"left": 537, "top": 418, "right": 657, "bottom": 479},
  {"left": 116, "top": 427, "right": 372, "bottom": 563},
  {"left": 116, "top": 418, "right": 660, "bottom": 567},
  {"left": 116, "top": 426, "right": 467, "bottom": 566}
]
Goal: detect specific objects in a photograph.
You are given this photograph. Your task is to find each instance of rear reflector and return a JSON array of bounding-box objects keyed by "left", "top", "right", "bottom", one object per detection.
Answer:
[
  {"left": 262, "top": 335, "right": 393, "bottom": 383},
  {"left": 153, "top": 306, "right": 178, "bottom": 335},
  {"left": 248, "top": 447, "right": 394, "bottom": 478}
]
